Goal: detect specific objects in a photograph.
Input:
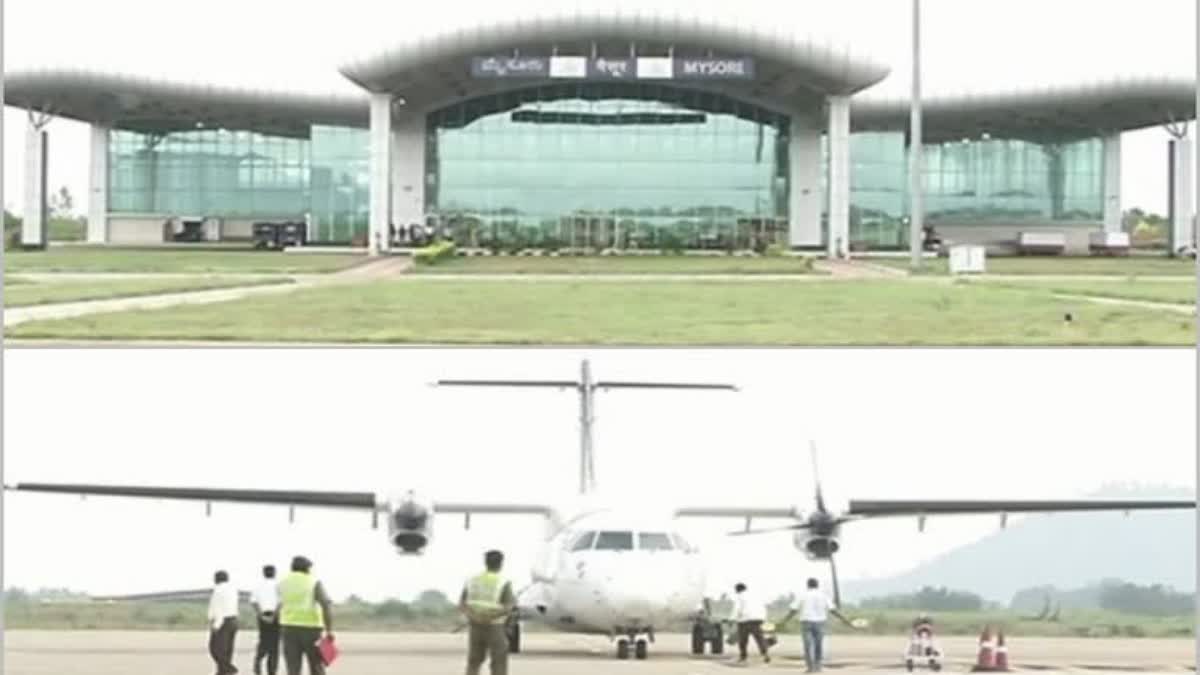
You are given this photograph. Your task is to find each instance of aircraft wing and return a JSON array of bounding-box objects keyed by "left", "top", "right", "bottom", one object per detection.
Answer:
[
  {"left": 673, "top": 505, "right": 800, "bottom": 519},
  {"left": 847, "top": 498, "right": 1196, "bottom": 518},
  {"left": 4, "top": 483, "right": 556, "bottom": 517},
  {"left": 6, "top": 483, "right": 378, "bottom": 509}
]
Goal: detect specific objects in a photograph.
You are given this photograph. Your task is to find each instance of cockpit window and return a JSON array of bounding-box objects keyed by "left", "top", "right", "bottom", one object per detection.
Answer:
[
  {"left": 594, "top": 531, "right": 634, "bottom": 551},
  {"left": 671, "top": 533, "right": 695, "bottom": 553},
  {"left": 570, "top": 531, "right": 596, "bottom": 551},
  {"left": 638, "top": 532, "right": 674, "bottom": 551}
]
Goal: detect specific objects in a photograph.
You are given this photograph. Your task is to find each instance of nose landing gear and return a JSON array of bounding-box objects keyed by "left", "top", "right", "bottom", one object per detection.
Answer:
[{"left": 615, "top": 628, "right": 653, "bottom": 660}]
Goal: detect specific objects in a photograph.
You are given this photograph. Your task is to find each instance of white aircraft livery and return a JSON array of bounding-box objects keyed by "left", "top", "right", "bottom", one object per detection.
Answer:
[{"left": 7, "top": 360, "right": 1195, "bottom": 660}]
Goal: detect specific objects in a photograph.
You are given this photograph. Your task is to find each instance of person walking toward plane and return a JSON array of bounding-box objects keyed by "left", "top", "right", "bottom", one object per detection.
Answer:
[
  {"left": 728, "top": 582, "right": 771, "bottom": 664},
  {"left": 459, "top": 549, "right": 516, "bottom": 675},
  {"left": 781, "top": 578, "right": 851, "bottom": 673},
  {"left": 251, "top": 564, "right": 281, "bottom": 675},
  {"left": 278, "top": 556, "right": 334, "bottom": 675},
  {"left": 207, "top": 569, "right": 240, "bottom": 675}
]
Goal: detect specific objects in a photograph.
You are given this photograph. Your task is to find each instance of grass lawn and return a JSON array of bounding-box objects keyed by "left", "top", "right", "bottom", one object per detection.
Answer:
[
  {"left": 990, "top": 279, "right": 1196, "bottom": 306},
  {"left": 7, "top": 279, "right": 1192, "bottom": 345},
  {"left": 5, "top": 276, "right": 292, "bottom": 308},
  {"left": 4, "top": 248, "right": 361, "bottom": 274},
  {"left": 415, "top": 255, "right": 821, "bottom": 274},
  {"left": 873, "top": 256, "right": 1197, "bottom": 276}
]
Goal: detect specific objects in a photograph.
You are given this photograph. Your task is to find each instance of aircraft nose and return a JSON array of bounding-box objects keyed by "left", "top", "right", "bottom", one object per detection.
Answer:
[{"left": 608, "top": 574, "right": 675, "bottom": 622}]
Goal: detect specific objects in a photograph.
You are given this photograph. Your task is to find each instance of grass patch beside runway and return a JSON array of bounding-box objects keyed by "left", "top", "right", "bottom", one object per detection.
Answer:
[
  {"left": 4, "top": 248, "right": 361, "bottom": 274},
  {"left": 414, "top": 254, "right": 822, "bottom": 274},
  {"left": 5, "top": 276, "right": 293, "bottom": 308},
  {"left": 6, "top": 279, "right": 1192, "bottom": 345},
  {"left": 872, "top": 256, "right": 1196, "bottom": 276}
]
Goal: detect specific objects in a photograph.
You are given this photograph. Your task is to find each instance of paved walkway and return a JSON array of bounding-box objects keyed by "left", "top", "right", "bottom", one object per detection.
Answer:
[
  {"left": 815, "top": 258, "right": 909, "bottom": 278},
  {"left": 3, "top": 257, "right": 411, "bottom": 327},
  {"left": 1050, "top": 293, "right": 1196, "bottom": 316}
]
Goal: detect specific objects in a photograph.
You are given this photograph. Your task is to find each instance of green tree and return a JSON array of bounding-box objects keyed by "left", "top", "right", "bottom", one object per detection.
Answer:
[{"left": 49, "top": 186, "right": 75, "bottom": 217}]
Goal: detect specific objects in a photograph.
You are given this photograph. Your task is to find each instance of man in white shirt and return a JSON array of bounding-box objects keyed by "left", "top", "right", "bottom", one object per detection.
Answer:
[
  {"left": 250, "top": 565, "right": 281, "bottom": 675},
  {"left": 207, "top": 570, "right": 240, "bottom": 675},
  {"left": 728, "top": 582, "right": 771, "bottom": 664},
  {"left": 782, "top": 578, "right": 851, "bottom": 673}
]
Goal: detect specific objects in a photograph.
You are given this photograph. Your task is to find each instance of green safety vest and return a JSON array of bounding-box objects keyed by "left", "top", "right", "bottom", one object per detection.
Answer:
[
  {"left": 464, "top": 571, "right": 508, "bottom": 624},
  {"left": 279, "top": 572, "right": 323, "bottom": 628}
]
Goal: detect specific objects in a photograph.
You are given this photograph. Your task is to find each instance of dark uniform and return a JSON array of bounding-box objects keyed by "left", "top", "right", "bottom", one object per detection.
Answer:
[{"left": 460, "top": 571, "right": 515, "bottom": 675}]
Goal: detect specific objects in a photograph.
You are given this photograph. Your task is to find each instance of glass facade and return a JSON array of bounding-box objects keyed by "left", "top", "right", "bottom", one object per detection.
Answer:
[
  {"left": 310, "top": 126, "right": 370, "bottom": 243},
  {"left": 921, "top": 137, "right": 1103, "bottom": 224},
  {"left": 109, "top": 129, "right": 309, "bottom": 217},
  {"left": 427, "top": 83, "right": 789, "bottom": 250},
  {"left": 106, "top": 90, "right": 1107, "bottom": 251}
]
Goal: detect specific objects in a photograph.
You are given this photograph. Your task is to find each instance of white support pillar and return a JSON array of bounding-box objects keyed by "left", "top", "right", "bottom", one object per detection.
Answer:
[
  {"left": 369, "top": 92, "right": 393, "bottom": 255},
  {"left": 1170, "top": 134, "right": 1194, "bottom": 254},
  {"left": 88, "top": 124, "right": 110, "bottom": 244},
  {"left": 826, "top": 95, "right": 851, "bottom": 258},
  {"left": 22, "top": 119, "right": 48, "bottom": 249},
  {"left": 788, "top": 111, "right": 822, "bottom": 248},
  {"left": 390, "top": 111, "right": 427, "bottom": 236},
  {"left": 1101, "top": 132, "right": 1122, "bottom": 233}
]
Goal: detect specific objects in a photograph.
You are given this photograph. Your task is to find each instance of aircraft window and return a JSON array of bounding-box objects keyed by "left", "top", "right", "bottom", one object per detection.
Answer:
[
  {"left": 594, "top": 531, "right": 634, "bottom": 551},
  {"left": 638, "top": 532, "right": 674, "bottom": 551},
  {"left": 570, "top": 531, "right": 596, "bottom": 551}
]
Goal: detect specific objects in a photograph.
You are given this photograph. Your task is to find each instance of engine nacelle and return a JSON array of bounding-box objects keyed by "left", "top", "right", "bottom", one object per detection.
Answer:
[
  {"left": 385, "top": 491, "right": 435, "bottom": 555},
  {"left": 794, "top": 533, "right": 840, "bottom": 560}
]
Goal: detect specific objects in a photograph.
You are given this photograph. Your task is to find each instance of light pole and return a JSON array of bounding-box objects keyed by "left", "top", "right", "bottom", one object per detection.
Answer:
[
  {"left": 909, "top": 0, "right": 924, "bottom": 270},
  {"left": 1193, "top": 2, "right": 1199, "bottom": 672}
]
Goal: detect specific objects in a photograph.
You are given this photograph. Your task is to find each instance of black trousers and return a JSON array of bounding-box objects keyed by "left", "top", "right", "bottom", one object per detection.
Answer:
[
  {"left": 281, "top": 626, "right": 325, "bottom": 675},
  {"left": 737, "top": 620, "right": 769, "bottom": 659},
  {"left": 209, "top": 617, "right": 239, "bottom": 675},
  {"left": 255, "top": 615, "right": 281, "bottom": 675}
]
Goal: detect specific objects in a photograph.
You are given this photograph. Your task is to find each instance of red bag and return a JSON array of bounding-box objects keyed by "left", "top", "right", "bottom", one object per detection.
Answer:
[{"left": 317, "top": 635, "right": 339, "bottom": 666}]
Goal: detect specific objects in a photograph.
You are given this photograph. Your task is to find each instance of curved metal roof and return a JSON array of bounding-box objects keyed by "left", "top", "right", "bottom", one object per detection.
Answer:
[
  {"left": 337, "top": 6, "right": 893, "bottom": 107},
  {"left": 4, "top": 67, "right": 367, "bottom": 137},
  {"left": 853, "top": 76, "right": 1196, "bottom": 141},
  {"left": 2, "top": 69, "right": 1194, "bottom": 140}
]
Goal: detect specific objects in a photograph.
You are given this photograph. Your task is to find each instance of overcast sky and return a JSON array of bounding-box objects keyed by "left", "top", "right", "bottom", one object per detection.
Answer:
[
  {"left": 4, "top": 348, "right": 1194, "bottom": 603},
  {"left": 1, "top": 0, "right": 1197, "bottom": 216}
]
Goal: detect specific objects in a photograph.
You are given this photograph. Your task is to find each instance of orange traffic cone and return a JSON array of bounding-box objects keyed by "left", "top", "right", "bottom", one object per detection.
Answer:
[
  {"left": 993, "top": 631, "right": 1009, "bottom": 671},
  {"left": 971, "top": 626, "right": 996, "bottom": 672}
]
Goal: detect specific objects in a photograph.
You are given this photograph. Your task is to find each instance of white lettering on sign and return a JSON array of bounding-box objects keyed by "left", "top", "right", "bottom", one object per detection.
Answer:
[
  {"left": 593, "top": 58, "right": 630, "bottom": 78},
  {"left": 681, "top": 60, "right": 748, "bottom": 76}
]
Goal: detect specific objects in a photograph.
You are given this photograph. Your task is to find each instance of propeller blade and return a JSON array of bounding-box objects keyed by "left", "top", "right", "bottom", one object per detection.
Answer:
[
  {"left": 828, "top": 553, "right": 842, "bottom": 609},
  {"left": 810, "top": 440, "right": 827, "bottom": 513}
]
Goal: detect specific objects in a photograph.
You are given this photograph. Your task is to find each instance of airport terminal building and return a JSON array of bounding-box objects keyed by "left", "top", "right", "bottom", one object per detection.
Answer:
[{"left": 6, "top": 9, "right": 1196, "bottom": 256}]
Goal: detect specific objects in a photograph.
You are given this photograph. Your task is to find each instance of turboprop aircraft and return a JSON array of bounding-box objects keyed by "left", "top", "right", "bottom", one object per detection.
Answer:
[{"left": 6, "top": 360, "right": 1195, "bottom": 661}]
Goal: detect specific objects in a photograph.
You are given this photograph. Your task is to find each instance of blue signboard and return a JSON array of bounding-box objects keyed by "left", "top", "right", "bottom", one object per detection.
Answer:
[
  {"left": 470, "top": 56, "right": 551, "bottom": 78},
  {"left": 469, "top": 56, "right": 756, "bottom": 81},
  {"left": 673, "top": 57, "right": 756, "bottom": 80},
  {"left": 587, "top": 57, "right": 636, "bottom": 80}
]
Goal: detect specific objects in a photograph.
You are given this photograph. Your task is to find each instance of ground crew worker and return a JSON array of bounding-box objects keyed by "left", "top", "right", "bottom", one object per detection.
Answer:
[
  {"left": 278, "top": 555, "right": 334, "bottom": 675},
  {"left": 459, "top": 549, "right": 516, "bottom": 675},
  {"left": 729, "top": 582, "right": 771, "bottom": 664},
  {"left": 781, "top": 578, "right": 854, "bottom": 673},
  {"left": 251, "top": 564, "right": 281, "bottom": 675},
  {"left": 207, "top": 569, "right": 240, "bottom": 675}
]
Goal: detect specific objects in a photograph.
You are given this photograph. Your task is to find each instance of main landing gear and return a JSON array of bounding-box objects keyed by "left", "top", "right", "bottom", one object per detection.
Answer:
[
  {"left": 615, "top": 628, "right": 654, "bottom": 660},
  {"left": 690, "top": 619, "right": 724, "bottom": 656}
]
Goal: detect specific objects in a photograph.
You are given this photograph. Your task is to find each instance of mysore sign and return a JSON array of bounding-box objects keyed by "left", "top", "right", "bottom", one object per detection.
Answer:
[{"left": 470, "top": 56, "right": 755, "bottom": 81}]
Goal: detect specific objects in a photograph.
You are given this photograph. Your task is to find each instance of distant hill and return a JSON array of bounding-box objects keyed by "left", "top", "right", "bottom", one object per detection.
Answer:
[{"left": 843, "top": 484, "right": 1195, "bottom": 604}]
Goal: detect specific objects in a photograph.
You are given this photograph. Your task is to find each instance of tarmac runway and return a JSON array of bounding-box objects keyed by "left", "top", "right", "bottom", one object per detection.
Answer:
[{"left": 4, "top": 631, "right": 1194, "bottom": 675}]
